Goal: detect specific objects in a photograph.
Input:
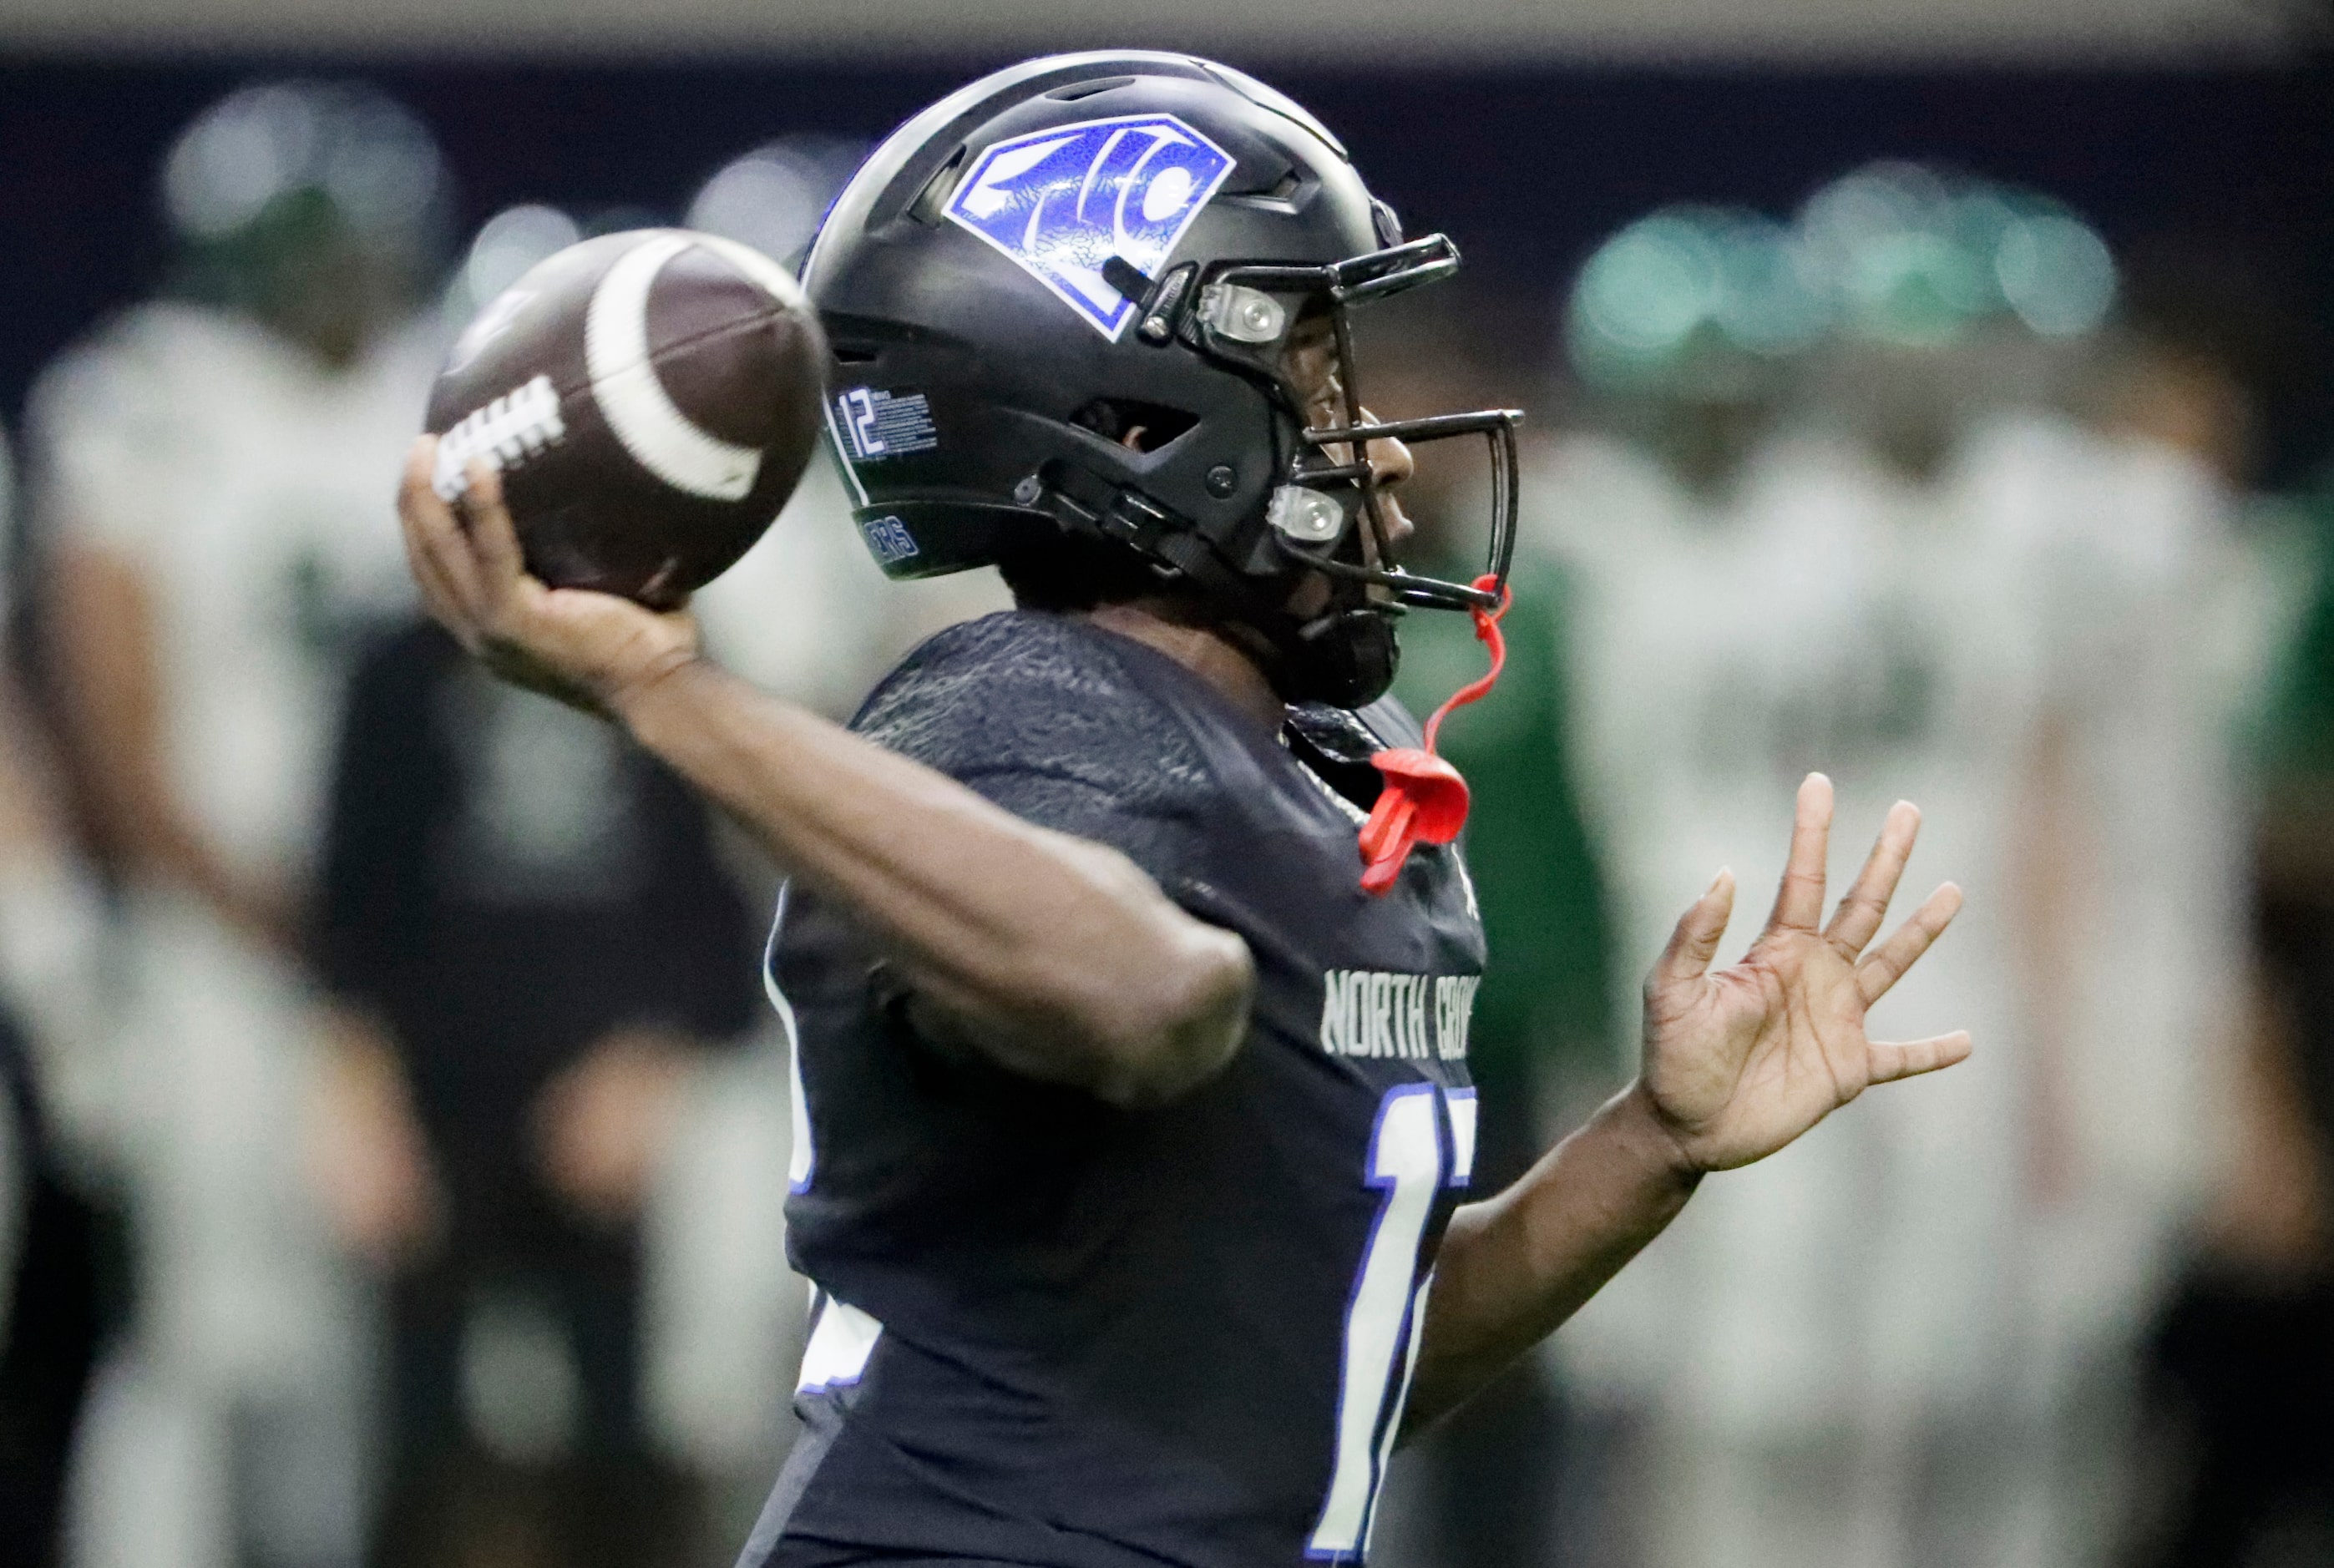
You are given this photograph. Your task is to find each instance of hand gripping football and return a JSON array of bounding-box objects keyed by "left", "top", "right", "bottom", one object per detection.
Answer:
[{"left": 426, "top": 229, "right": 828, "bottom": 608}]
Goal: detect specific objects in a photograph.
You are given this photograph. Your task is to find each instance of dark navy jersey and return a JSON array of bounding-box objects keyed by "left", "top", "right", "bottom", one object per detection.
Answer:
[{"left": 743, "top": 611, "right": 1486, "bottom": 1568}]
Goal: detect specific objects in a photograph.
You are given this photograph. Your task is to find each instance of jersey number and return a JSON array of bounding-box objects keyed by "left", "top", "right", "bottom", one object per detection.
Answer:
[{"left": 1308, "top": 1083, "right": 1470, "bottom": 1561}]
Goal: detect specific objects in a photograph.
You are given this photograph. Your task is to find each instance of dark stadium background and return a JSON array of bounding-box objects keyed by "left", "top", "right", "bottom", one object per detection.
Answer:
[{"left": 3, "top": 59, "right": 2330, "bottom": 475}]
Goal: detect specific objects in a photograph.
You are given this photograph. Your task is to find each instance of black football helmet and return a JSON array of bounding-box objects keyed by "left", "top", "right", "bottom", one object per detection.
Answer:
[{"left": 801, "top": 52, "right": 1520, "bottom": 708}]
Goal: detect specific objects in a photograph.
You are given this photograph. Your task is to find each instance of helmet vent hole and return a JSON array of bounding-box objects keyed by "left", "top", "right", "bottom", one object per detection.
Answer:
[
  {"left": 910, "top": 145, "right": 970, "bottom": 224},
  {"left": 1046, "top": 76, "right": 1134, "bottom": 102},
  {"left": 1223, "top": 169, "right": 1305, "bottom": 204},
  {"left": 1071, "top": 399, "right": 1197, "bottom": 454}
]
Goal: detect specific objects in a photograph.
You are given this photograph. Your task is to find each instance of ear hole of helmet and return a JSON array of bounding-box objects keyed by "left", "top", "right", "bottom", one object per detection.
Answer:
[{"left": 1069, "top": 399, "right": 1198, "bottom": 453}]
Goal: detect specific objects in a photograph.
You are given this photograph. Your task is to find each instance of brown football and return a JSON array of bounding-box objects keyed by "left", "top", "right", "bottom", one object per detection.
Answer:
[{"left": 426, "top": 228, "right": 828, "bottom": 609}]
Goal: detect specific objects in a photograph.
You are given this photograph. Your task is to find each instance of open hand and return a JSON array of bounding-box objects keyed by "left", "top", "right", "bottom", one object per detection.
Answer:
[
  {"left": 1640, "top": 772, "right": 1968, "bottom": 1173},
  {"left": 397, "top": 438, "right": 700, "bottom": 716}
]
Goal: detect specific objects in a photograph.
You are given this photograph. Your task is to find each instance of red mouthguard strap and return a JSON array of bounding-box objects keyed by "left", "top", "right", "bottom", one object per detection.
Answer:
[{"left": 1357, "top": 574, "right": 1511, "bottom": 895}]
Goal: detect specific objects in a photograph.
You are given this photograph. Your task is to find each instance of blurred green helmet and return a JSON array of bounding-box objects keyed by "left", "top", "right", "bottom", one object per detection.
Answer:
[{"left": 162, "top": 79, "right": 451, "bottom": 346}]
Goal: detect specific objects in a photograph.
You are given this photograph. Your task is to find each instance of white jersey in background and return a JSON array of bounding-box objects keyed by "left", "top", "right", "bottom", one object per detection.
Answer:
[
  {"left": 32, "top": 301, "right": 435, "bottom": 889},
  {"left": 30, "top": 301, "right": 439, "bottom": 1568},
  {"left": 1530, "top": 412, "right": 2240, "bottom": 1568}
]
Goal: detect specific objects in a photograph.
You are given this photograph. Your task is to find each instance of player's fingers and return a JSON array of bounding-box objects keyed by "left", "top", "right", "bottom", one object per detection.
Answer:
[
  {"left": 1856, "top": 883, "right": 1964, "bottom": 1005},
  {"left": 398, "top": 468, "right": 466, "bottom": 617},
  {"left": 1649, "top": 868, "right": 1734, "bottom": 993},
  {"left": 1866, "top": 1029, "right": 1973, "bottom": 1085},
  {"left": 400, "top": 438, "right": 488, "bottom": 623},
  {"left": 458, "top": 459, "right": 529, "bottom": 593},
  {"left": 401, "top": 514, "right": 467, "bottom": 631},
  {"left": 1764, "top": 772, "right": 1833, "bottom": 934},
  {"left": 1825, "top": 800, "right": 1920, "bottom": 958}
]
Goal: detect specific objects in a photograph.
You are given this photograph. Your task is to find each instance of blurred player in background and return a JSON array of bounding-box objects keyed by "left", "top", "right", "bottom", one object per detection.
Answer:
[
  {"left": 1997, "top": 243, "right": 2263, "bottom": 1566},
  {"left": 1536, "top": 171, "right": 2247, "bottom": 1568},
  {"left": 312, "top": 612, "right": 759, "bottom": 1568},
  {"left": 2110, "top": 252, "right": 2334, "bottom": 1565},
  {"left": 0, "top": 422, "right": 109, "bottom": 1568},
  {"left": 26, "top": 81, "right": 448, "bottom": 1568}
]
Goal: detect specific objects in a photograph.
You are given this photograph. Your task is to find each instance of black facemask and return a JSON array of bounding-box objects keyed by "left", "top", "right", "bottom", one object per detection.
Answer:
[{"left": 1187, "top": 236, "right": 1521, "bottom": 622}]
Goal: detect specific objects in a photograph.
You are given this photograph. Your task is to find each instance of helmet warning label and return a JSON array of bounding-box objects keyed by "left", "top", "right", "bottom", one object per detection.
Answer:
[{"left": 835, "top": 387, "right": 938, "bottom": 462}]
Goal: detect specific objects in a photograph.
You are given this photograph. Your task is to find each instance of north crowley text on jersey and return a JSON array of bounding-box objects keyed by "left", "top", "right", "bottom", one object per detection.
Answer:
[{"left": 1319, "top": 970, "right": 1479, "bottom": 1060}]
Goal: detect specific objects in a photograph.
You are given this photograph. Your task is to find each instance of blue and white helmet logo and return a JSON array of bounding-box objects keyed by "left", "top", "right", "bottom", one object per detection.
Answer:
[{"left": 945, "top": 114, "right": 1236, "bottom": 340}]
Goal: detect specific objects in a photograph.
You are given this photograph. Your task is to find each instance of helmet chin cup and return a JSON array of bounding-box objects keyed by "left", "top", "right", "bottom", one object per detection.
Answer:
[{"left": 1283, "top": 604, "right": 1400, "bottom": 710}]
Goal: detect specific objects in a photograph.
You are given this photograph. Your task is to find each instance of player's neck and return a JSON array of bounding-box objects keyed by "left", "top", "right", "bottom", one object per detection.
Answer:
[{"left": 1082, "top": 600, "right": 1286, "bottom": 734}]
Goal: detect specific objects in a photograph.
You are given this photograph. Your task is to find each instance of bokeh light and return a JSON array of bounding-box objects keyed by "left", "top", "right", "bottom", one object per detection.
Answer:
[
  {"left": 462, "top": 203, "right": 582, "bottom": 305},
  {"left": 438, "top": 202, "right": 582, "bottom": 333},
  {"left": 163, "top": 80, "right": 446, "bottom": 245},
  {"left": 1567, "top": 161, "right": 2120, "bottom": 382},
  {"left": 1567, "top": 205, "right": 1830, "bottom": 387},
  {"left": 685, "top": 136, "right": 868, "bottom": 269},
  {"left": 1996, "top": 210, "right": 2118, "bottom": 336}
]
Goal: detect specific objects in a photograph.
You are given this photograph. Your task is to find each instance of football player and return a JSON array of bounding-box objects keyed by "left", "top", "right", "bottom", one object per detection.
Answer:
[
  {"left": 33, "top": 80, "right": 447, "bottom": 1568},
  {"left": 397, "top": 53, "right": 1969, "bottom": 1568}
]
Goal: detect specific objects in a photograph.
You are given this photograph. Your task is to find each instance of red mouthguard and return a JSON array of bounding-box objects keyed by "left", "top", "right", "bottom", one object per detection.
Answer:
[{"left": 1357, "top": 574, "right": 1510, "bottom": 896}]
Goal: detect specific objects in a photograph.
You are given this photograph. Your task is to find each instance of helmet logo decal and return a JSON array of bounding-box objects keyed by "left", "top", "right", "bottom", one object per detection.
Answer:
[{"left": 944, "top": 114, "right": 1236, "bottom": 340}]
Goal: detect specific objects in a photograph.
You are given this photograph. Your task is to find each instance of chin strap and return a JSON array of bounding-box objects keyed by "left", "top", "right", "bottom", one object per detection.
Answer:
[{"left": 1357, "top": 574, "right": 1511, "bottom": 896}]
